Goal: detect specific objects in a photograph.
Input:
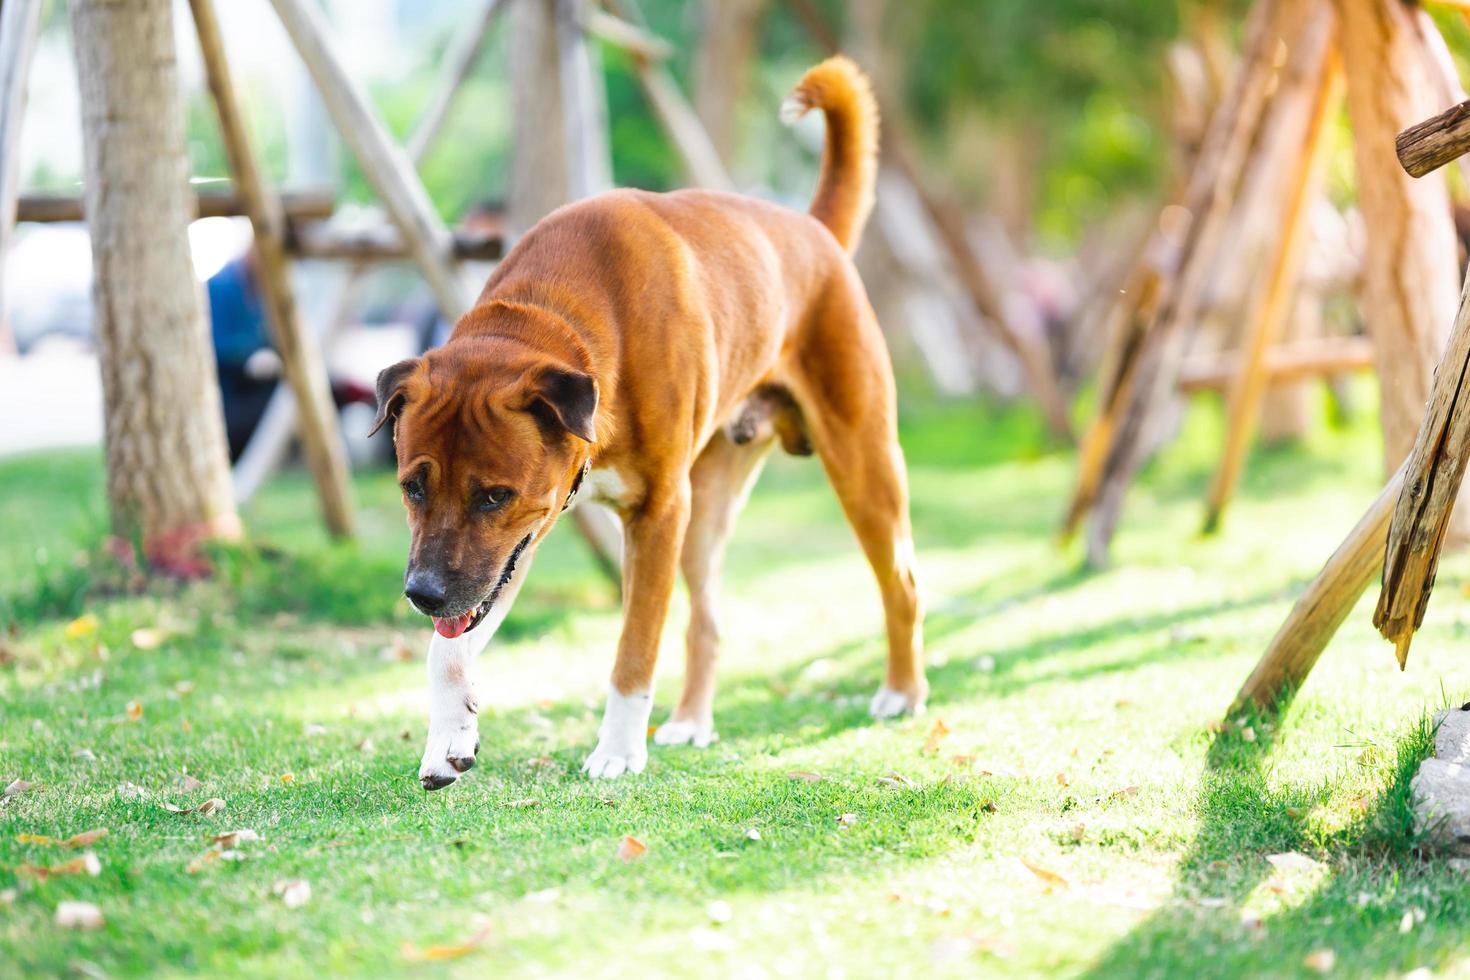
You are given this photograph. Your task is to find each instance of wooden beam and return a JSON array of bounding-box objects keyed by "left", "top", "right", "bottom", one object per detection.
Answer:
[
  {"left": 582, "top": 7, "right": 672, "bottom": 61},
  {"left": 406, "top": 0, "right": 508, "bottom": 163},
  {"left": 1396, "top": 98, "right": 1470, "bottom": 178},
  {"left": 268, "top": 0, "right": 472, "bottom": 319},
  {"left": 1375, "top": 269, "right": 1470, "bottom": 666},
  {"left": 0, "top": 0, "right": 42, "bottom": 354},
  {"left": 1178, "top": 335, "right": 1375, "bottom": 392},
  {"left": 190, "top": 0, "right": 355, "bottom": 539},
  {"left": 1203, "top": 48, "right": 1342, "bottom": 535},
  {"left": 288, "top": 223, "right": 503, "bottom": 262},
  {"left": 1231, "top": 461, "right": 1405, "bottom": 714},
  {"left": 16, "top": 189, "right": 336, "bottom": 224}
]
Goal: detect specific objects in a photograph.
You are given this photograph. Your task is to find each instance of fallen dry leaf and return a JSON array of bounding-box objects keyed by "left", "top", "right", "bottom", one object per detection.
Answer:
[
  {"left": 617, "top": 835, "right": 647, "bottom": 861},
  {"left": 65, "top": 828, "right": 108, "bottom": 849},
  {"left": 1055, "top": 772, "right": 1070, "bottom": 787},
  {"left": 786, "top": 770, "right": 821, "bottom": 783},
  {"left": 175, "top": 775, "right": 203, "bottom": 792},
  {"left": 924, "top": 719, "right": 952, "bottom": 753},
  {"left": 837, "top": 813, "right": 858, "bottom": 828},
  {"left": 877, "top": 772, "right": 915, "bottom": 789},
  {"left": 273, "top": 878, "right": 311, "bottom": 909},
  {"left": 18, "top": 833, "right": 56, "bottom": 845},
  {"left": 1266, "top": 852, "right": 1325, "bottom": 875},
  {"left": 1019, "top": 858, "right": 1071, "bottom": 890},
  {"left": 211, "top": 829, "right": 260, "bottom": 848},
  {"left": 130, "top": 627, "right": 166, "bottom": 650},
  {"left": 1304, "top": 949, "right": 1335, "bottom": 973},
  {"left": 125, "top": 701, "right": 143, "bottom": 722},
  {"left": 64, "top": 615, "right": 98, "bottom": 641},
  {"left": 117, "top": 782, "right": 145, "bottom": 801},
  {"left": 401, "top": 922, "right": 494, "bottom": 961},
  {"left": 4, "top": 778, "right": 33, "bottom": 798},
  {"left": 502, "top": 798, "right": 539, "bottom": 809},
  {"left": 186, "top": 847, "right": 246, "bottom": 874},
  {"left": 22, "top": 852, "right": 101, "bottom": 881},
  {"left": 55, "top": 900, "right": 104, "bottom": 930}
]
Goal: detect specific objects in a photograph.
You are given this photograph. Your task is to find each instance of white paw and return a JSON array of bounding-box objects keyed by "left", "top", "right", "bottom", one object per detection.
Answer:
[
  {"left": 870, "top": 685, "right": 926, "bottom": 719},
  {"left": 581, "top": 740, "right": 647, "bottom": 779},
  {"left": 418, "top": 718, "right": 480, "bottom": 791},
  {"left": 582, "top": 686, "right": 653, "bottom": 779},
  {"left": 654, "top": 716, "right": 717, "bottom": 747}
]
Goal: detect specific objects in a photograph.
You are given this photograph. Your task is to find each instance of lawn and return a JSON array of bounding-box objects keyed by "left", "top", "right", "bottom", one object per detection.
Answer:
[{"left": 4, "top": 395, "right": 1470, "bottom": 978}]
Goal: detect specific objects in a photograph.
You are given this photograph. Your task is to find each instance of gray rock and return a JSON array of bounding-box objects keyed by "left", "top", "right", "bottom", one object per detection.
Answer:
[
  {"left": 1412, "top": 758, "right": 1470, "bottom": 855},
  {"left": 1435, "top": 707, "right": 1470, "bottom": 765}
]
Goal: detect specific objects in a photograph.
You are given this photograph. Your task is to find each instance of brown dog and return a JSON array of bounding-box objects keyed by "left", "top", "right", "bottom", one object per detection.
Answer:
[{"left": 372, "top": 57, "right": 925, "bottom": 788}]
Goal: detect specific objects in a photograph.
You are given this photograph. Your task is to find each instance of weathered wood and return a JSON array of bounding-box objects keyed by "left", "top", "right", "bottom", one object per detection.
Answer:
[
  {"left": 17, "top": 189, "right": 336, "bottom": 224},
  {"left": 692, "top": 0, "right": 764, "bottom": 166},
  {"left": 1178, "top": 335, "right": 1375, "bottom": 392},
  {"left": 288, "top": 223, "right": 504, "bottom": 262},
  {"left": 0, "top": 0, "right": 42, "bottom": 355},
  {"left": 1395, "top": 99, "right": 1470, "bottom": 178},
  {"left": 70, "top": 0, "right": 240, "bottom": 571},
  {"left": 406, "top": 0, "right": 507, "bottom": 163},
  {"left": 1375, "top": 266, "right": 1470, "bottom": 666},
  {"left": 582, "top": 7, "right": 673, "bottom": 62},
  {"left": 1203, "top": 46, "right": 1342, "bottom": 535},
  {"left": 190, "top": 0, "right": 355, "bottom": 539},
  {"left": 1232, "top": 461, "right": 1405, "bottom": 713},
  {"left": 268, "top": 0, "right": 472, "bottom": 319}
]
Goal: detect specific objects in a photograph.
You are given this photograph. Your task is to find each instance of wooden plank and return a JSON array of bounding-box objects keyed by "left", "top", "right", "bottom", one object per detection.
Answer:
[
  {"left": 0, "top": 0, "right": 42, "bottom": 353},
  {"left": 268, "top": 0, "right": 472, "bottom": 319},
  {"left": 1203, "top": 48, "right": 1342, "bottom": 534},
  {"left": 406, "top": 0, "right": 507, "bottom": 163},
  {"left": 1231, "top": 461, "right": 1404, "bottom": 713},
  {"left": 190, "top": 0, "right": 355, "bottom": 539},
  {"left": 1396, "top": 98, "right": 1470, "bottom": 178},
  {"left": 582, "top": 7, "right": 673, "bottom": 61},
  {"left": 16, "top": 189, "right": 337, "bottom": 224},
  {"left": 1374, "top": 260, "right": 1470, "bottom": 665},
  {"left": 288, "top": 223, "right": 503, "bottom": 262},
  {"left": 1178, "top": 335, "right": 1375, "bottom": 392}
]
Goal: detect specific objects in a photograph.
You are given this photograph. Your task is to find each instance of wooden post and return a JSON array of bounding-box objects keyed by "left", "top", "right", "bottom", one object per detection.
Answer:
[
  {"left": 190, "top": 0, "right": 355, "bottom": 539},
  {"left": 406, "top": 0, "right": 508, "bottom": 162},
  {"left": 1231, "top": 461, "right": 1404, "bottom": 713},
  {"left": 1375, "top": 243, "right": 1470, "bottom": 666},
  {"left": 1202, "top": 46, "right": 1342, "bottom": 534},
  {"left": 1394, "top": 99, "right": 1470, "bottom": 178},
  {"left": 267, "top": 0, "right": 472, "bottom": 320},
  {"left": 0, "top": 0, "right": 42, "bottom": 356}
]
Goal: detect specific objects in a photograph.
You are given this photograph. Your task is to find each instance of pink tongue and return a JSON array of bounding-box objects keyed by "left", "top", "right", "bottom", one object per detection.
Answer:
[{"left": 433, "top": 612, "right": 474, "bottom": 638}]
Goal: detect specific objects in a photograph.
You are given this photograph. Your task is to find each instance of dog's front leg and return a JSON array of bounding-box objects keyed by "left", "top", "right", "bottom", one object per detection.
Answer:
[
  {"left": 583, "top": 486, "right": 690, "bottom": 779},
  {"left": 418, "top": 562, "right": 528, "bottom": 790}
]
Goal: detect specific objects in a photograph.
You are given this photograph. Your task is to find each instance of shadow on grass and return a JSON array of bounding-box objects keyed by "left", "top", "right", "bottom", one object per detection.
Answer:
[{"left": 1080, "top": 708, "right": 1470, "bottom": 978}]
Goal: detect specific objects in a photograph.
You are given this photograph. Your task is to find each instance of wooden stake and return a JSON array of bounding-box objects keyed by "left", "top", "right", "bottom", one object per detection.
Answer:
[
  {"left": 1375, "top": 268, "right": 1470, "bottom": 665},
  {"left": 17, "top": 189, "right": 335, "bottom": 224},
  {"left": 1231, "top": 461, "right": 1404, "bottom": 713},
  {"left": 1203, "top": 47, "right": 1342, "bottom": 535},
  {"left": 268, "top": 0, "right": 472, "bottom": 320},
  {"left": 0, "top": 0, "right": 42, "bottom": 355},
  {"left": 1177, "top": 335, "right": 1374, "bottom": 392},
  {"left": 190, "top": 0, "right": 355, "bottom": 539}
]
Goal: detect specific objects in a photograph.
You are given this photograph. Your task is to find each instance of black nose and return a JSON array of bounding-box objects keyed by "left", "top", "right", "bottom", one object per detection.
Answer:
[{"left": 404, "top": 570, "right": 447, "bottom": 615}]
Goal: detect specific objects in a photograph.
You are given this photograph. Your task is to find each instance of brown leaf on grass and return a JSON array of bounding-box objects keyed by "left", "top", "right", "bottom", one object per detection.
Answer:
[
  {"left": 125, "top": 701, "right": 143, "bottom": 722},
  {"left": 1055, "top": 772, "right": 1070, "bottom": 787},
  {"left": 617, "top": 835, "right": 647, "bottom": 861},
  {"left": 1304, "top": 949, "right": 1335, "bottom": 973},
  {"left": 786, "top": 770, "right": 821, "bottom": 783},
  {"left": 1266, "top": 852, "right": 1325, "bottom": 875},
  {"left": 186, "top": 847, "right": 247, "bottom": 875},
  {"left": 211, "top": 829, "right": 260, "bottom": 848},
  {"left": 162, "top": 798, "right": 225, "bottom": 815},
  {"left": 273, "top": 878, "right": 311, "bottom": 909},
  {"left": 18, "top": 833, "right": 57, "bottom": 845},
  {"left": 502, "top": 798, "right": 539, "bottom": 809},
  {"left": 877, "top": 772, "right": 915, "bottom": 789},
  {"left": 1019, "top": 858, "right": 1071, "bottom": 890},
  {"left": 4, "top": 778, "right": 33, "bottom": 798},
  {"left": 64, "top": 829, "right": 108, "bottom": 849},
  {"left": 1108, "top": 785, "right": 1141, "bottom": 801},
  {"left": 175, "top": 775, "right": 203, "bottom": 792},
  {"left": 117, "top": 782, "right": 145, "bottom": 801},
  {"left": 400, "top": 922, "right": 494, "bottom": 961},
  {"left": 22, "top": 853, "right": 101, "bottom": 880},
  {"left": 130, "top": 627, "right": 166, "bottom": 650},
  {"left": 55, "top": 900, "right": 104, "bottom": 930},
  {"left": 924, "top": 719, "right": 952, "bottom": 753}
]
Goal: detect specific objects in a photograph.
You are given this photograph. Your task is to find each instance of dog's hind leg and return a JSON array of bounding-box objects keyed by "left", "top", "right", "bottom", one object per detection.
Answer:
[
  {"left": 786, "top": 282, "right": 927, "bottom": 717},
  {"left": 655, "top": 430, "right": 773, "bottom": 748}
]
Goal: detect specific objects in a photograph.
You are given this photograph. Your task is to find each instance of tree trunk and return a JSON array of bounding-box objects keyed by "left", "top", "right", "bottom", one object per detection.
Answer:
[
  {"left": 1334, "top": 0, "right": 1461, "bottom": 478},
  {"left": 694, "top": 0, "right": 764, "bottom": 170},
  {"left": 69, "top": 0, "right": 240, "bottom": 574}
]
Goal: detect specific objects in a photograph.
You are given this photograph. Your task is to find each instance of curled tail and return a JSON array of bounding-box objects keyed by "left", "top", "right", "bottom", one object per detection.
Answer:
[{"left": 780, "top": 56, "right": 880, "bottom": 253}]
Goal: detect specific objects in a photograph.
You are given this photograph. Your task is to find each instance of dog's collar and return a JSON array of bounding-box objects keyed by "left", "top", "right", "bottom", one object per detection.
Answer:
[{"left": 562, "top": 457, "right": 591, "bottom": 512}]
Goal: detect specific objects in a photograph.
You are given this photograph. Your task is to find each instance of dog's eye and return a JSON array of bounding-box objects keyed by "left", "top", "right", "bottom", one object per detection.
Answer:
[
  {"left": 401, "top": 477, "right": 426, "bottom": 503},
  {"left": 476, "top": 486, "right": 514, "bottom": 513}
]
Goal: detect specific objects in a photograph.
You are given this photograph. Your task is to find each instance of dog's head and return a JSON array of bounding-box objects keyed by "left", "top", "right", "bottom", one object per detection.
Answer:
[{"left": 370, "top": 341, "right": 597, "bottom": 638}]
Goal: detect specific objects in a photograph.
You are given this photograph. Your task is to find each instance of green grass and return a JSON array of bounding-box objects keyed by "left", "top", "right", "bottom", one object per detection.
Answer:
[{"left": 4, "top": 394, "right": 1470, "bottom": 977}]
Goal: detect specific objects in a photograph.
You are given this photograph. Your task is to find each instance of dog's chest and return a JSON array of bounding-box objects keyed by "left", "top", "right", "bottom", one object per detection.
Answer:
[{"left": 582, "top": 466, "right": 635, "bottom": 510}]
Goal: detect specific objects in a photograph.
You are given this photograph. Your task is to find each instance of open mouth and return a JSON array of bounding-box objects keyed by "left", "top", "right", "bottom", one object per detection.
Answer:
[{"left": 423, "top": 533, "right": 533, "bottom": 640}]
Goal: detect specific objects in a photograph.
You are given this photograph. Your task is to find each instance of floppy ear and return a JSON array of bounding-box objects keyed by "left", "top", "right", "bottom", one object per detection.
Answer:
[
  {"left": 521, "top": 366, "right": 599, "bottom": 444},
  {"left": 368, "top": 357, "right": 421, "bottom": 437}
]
